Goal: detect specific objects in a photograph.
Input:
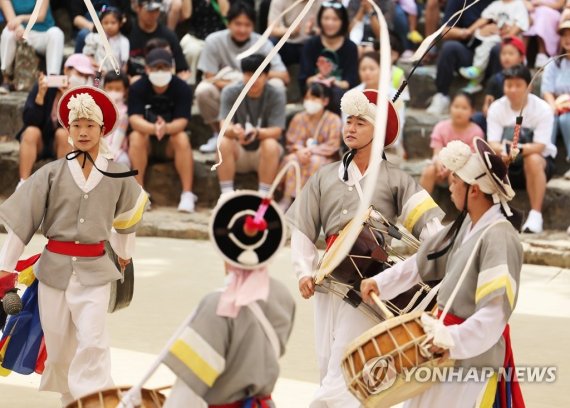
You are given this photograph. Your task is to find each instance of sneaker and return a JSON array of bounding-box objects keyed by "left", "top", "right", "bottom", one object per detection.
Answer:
[
  {"left": 461, "top": 80, "right": 483, "bottom": 94},
  {"left": 0, "top": 83, "right": 10, "bottom": 94},
  {"left": 407, "top": 30, "right": 424, "bottom": 44},
  {"left": 177, "top": 191, "right": 197, "bottom": 213},
  {"left": 458, "top": 66, "right": 481, "bottom": 80},
  {"left": 567, "top": 225, "right": 570, "bottom": 235},
  {"left": 535, "top": 53, "right": 549, "bottom": 68},
  {"left": 399, "top": 50, "right": 416, "bottom": 64},
  {"left": 199, "top": 133, "right": 219, "bottom": 153},
  {"left": 564, "top": 168, "right": 570, "bottom": 180},
  {"left": 521, "top": 210, "right": 543, "bottom": 234},
  {"left": 426, "top": 93, "right": 450, "bottom": 115}
]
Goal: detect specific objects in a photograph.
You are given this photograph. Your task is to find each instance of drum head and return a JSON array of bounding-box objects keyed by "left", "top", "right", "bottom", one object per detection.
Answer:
[
  {"left": 209, "top": 191, "right": 286, "bottom": 269},
  {"left": 316, "top": 207, "right": 372, "bottom": 283}
]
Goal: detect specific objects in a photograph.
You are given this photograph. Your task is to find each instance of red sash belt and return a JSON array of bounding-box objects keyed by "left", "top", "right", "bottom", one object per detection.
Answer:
[
  {"left": 436, "top": 309, "right": 525, "bottom": 408},
  {"left": 209, "top": 395, "right": 272, "bottom": 408},
  {"left": 46, "top": 240, "right": 105, "bottom": 257}
]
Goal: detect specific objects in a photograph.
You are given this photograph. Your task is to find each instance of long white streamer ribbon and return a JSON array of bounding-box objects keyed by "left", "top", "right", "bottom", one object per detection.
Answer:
[{"left": 24, "top": 0, "right": 120, "bottom": 75}]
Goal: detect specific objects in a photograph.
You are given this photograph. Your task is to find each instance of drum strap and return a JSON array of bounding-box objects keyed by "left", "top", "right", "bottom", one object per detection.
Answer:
[{"left": 247, "top": 302, "right": 280, "bottom": 358}]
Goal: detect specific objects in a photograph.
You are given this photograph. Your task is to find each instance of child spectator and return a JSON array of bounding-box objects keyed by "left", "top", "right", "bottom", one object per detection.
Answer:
[
  {"left": 393, "top": 0, "right": 424, "bottom": 61},
  {"left": 83, "top": 5, "right": 130, "bottom": 73},
  {"left": 420, "top": 92, "right": 484, "bottom": 193},
  {"left": 103, "top": 71, "right": 131, "bottom": 166},
  {"left": 523, "top": 0, "right": 564, "bottom": 67},
  {"left": 472, "top": 35, "right": 526, "bottom": 133},
  {"left": 458, "top": 0, "right": 529, "bottom": 93},
  {"left": 279, "top": 83, "right": 342, "bottom": 211}
]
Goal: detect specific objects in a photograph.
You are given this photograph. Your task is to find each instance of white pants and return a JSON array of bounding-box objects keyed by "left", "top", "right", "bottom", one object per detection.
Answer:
[
  {"left": 38, "top": 276, "right": 113, "bottom": 405},
  {"left": 472, "top": 32, "right": 501, "bottom": 73},
  {"left": 310, "top": 291, "right": 377, "bottom": 408},
  {"left": 180, "top": 34, "right": 204, "bottom": 86},
  {"left": 0, "top": 27, "right": 64, "bottom": 74},
  {"left": 404, "top": 379, "right": 487, "bottom": 408}
]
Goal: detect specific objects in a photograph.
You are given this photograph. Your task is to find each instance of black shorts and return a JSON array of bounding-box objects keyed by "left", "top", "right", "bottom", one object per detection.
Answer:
[{"left": 508, "top": 156, "right": 555, "bottom": 189}]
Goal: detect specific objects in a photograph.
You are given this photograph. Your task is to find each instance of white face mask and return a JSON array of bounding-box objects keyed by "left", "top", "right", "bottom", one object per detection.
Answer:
[
  {"left": 304, "top": 100, "right": 323, "bottom": 115},
  {"left": 148, "top": 71, "right": 172, "bottom": 87},
  {"left": 68, "top": 73, "right": 88, "bottom": 88},
  {"left": 107, "top": 90, "right": 124, "bottom": 105}
]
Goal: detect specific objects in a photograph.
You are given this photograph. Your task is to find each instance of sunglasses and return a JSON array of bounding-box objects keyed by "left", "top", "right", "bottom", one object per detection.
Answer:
[{"left": 322, "top": 1, "right": 344, "bottom": 9}]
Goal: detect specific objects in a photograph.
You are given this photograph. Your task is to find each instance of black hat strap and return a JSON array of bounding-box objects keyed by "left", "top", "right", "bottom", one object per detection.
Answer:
[{"left": 66, "top": 150, "right": 138, "bottom": 178}]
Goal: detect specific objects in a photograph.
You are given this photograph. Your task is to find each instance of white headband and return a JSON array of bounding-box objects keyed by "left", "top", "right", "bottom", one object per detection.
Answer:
[
  {"left": 340, "top": 89, "right": 376, "bottom": 124},
  {"left": 67, "top": 93, "right": 104, "bottom": 127}
]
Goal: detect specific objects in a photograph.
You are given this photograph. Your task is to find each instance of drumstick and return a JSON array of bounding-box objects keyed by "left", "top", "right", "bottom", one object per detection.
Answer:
[{"left": 370, "top": 292, "right": 395, "bottom": 320}]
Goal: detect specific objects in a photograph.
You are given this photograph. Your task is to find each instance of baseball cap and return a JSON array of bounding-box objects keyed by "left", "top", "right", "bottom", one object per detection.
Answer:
[
  {"left": 64, "top": 54, "right": 95, "bottom": 76},
  {"left": 501, "top": 36, "right": 526, "bottom": 56},
  {"left": 145, "top": 48, "right": 173, "bottom": 67},
  {"left": 558, "top": 20, "right": 570, "bottom": 34},
  {"left": 138, "top": 0, "right": 163, "bottom": 11}
]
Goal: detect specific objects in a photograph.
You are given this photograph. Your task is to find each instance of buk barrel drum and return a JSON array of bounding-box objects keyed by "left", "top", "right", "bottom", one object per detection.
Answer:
[
  {"left": 65, "top": 386, "right": 166, "bottom": 408},
  {"left": 341, "top": 311, "right": 454, "bottom": 408},
  {"left": 315, "top": 207, "right": 435, "bottom": 320}
]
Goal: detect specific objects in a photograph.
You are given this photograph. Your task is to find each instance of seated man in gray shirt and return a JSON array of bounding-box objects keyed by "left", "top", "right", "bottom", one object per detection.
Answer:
[
  {"left": 195, "top": 1, "right": 289, "bottom": 152},
  {"left": 216, "top": 54, "right": 286, "bottom": 198}
]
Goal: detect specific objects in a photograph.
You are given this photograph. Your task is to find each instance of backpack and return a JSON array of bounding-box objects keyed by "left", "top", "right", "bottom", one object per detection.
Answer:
[{"left": 12, "top": 41, "right": 40, "bottom": 92}]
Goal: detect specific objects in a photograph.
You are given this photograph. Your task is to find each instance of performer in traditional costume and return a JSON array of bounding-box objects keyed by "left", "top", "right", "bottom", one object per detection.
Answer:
[
  {"left": 0, "top": 85, "right": 148, "bottom": 405},
  {"left": 285, "top": 88, "right": 445, "bottom": 407},
  {"left": 155, "top": 191, "right": 296, "bottom": 408},
  {"left": 361, "top": 138, "right": 524, "bottom": 407}
]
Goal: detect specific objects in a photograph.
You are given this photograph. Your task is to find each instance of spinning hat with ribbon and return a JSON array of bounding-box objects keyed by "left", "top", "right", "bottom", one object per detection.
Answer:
[
  {"left": 439, "top": 138, "right": 515, "bottom": 216},
  {"left": 210, "top": 191, "right": 286, "bottom": 269}
]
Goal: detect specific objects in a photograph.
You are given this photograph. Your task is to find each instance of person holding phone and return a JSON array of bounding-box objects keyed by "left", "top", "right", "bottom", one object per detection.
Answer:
[
  {"left": 216, "top": 53, "right": 286, "bottom": 199},
  {"left": 14, "top": 54, "right": 95, "bottom": 190},
  {"left": 0, "top": 0, "right": 64, "bottom": 93}
]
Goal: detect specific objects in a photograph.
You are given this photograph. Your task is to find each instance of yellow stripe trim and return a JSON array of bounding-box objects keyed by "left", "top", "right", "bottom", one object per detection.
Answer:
[
  {"left": 479, "top": 372, "right": 498, "bottom": 408},
  {"left": 402, "top": 197, "right": 438, "bottom": 232},
  {"left": 113, "top": 193, "right": 148, "bottom": 230},
  {"left": 170, "top": 339, "right": 220, "bottom": 387},
  {"left": 475, "top": 275, "right": 515, "bottom": 309}
]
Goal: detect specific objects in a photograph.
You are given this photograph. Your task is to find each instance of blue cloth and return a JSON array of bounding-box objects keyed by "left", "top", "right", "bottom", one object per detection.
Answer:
[
  {"left": 11, "top": 0, "right": 55, "bottom": 32},
  {"left": 0, "top": 280, "right": 44, "bottom": 375}
]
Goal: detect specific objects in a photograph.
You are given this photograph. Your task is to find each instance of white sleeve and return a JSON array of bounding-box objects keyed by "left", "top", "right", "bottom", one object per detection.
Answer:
[
  {"left": 446, "top": 296, "right": 507, "bottom": 360},
  {"left": 291, "top": 227, "right": 318, "bottom": 281},
  {"left": 419, "top": 217, "right": 444, "bottom": 241},
  {"left": 0, "top": 227, "right": 26, "bottom": 272},
  {"left": 486, "top": 101, "right": 504, "bottom": 142},
  {"left": 163, "top": 378, "right": 208, "bottom": 408},
  {"left": 372, "top": 254, "right": 421, "bottom": 300},
  {"left": 109, "top": 229, "right": 136, "bottom": 260}
]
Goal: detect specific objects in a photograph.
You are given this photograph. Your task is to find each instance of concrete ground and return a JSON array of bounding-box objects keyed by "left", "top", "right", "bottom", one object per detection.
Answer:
[{"left": 0, "top": 234, "right": 569, "bottom": 407}]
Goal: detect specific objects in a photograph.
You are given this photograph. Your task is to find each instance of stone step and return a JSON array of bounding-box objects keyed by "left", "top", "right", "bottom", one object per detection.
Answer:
[{"left": 1, "top": 200, "right": 566, "bottom": 268}]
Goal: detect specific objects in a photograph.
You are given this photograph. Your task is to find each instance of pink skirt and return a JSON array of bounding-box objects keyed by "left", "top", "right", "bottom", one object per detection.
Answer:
[{"left": 524, "top": 4, "right": 561, "bottom": 56}]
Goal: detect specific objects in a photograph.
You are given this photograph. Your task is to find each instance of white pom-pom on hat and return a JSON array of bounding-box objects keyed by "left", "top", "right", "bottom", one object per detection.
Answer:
[
  {"left": 67, "top": 92, "right": 104, "bottom": 126},
  {"left": 340, "top": 89, "right": 377, "bottom": 124},
  {"left": 439, "top": 140, "right": 472, "bottom": 172}
]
